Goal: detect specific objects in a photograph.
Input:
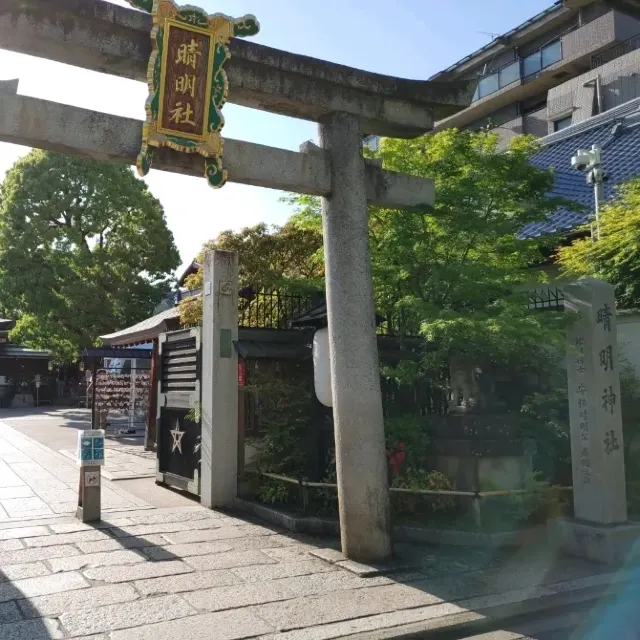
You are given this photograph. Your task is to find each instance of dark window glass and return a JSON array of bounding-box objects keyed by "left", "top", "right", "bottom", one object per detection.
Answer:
[
  {"left": 499, "top": 61, "right": 521, "bottom": 88},
  {"left": 554, "top": 115, "right": 572, "bottom": 131},
  {"left": 523, "top": 51, "right": 542, "bottom": 77},
  {"left": 478, "top": 72, "right": 499, "bottom": 98},
  {"left": 542, "top": 40, "right": 562, "bottom": 68}
]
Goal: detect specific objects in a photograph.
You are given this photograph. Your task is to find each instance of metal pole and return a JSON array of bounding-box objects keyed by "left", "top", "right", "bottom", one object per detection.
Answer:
[
  {"left": 594, "top": 179, "right": 603, "bottom": 240},
  {"left": 91, "top": 360, "right": 97, "bottom": 431},
  {"left": 592, "top": 144, "right": 604, "bottom": 241}
]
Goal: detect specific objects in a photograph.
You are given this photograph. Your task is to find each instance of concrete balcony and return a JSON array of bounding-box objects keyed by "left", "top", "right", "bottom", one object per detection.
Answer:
[
  {"left": 434, "top": 10, "right": 640, "bottom": 133},
  {"left": 548, "top": 47, "right": 640, "bottom": 126}
]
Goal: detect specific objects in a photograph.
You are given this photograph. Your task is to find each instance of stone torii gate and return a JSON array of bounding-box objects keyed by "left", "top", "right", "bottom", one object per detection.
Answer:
[{"left": 0, "top": 0, "right": 475, "bottom": 563}]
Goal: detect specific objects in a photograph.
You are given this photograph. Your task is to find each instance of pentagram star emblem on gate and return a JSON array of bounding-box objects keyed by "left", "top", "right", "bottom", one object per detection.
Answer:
[{"left": 170, "top": 418, "right": 185, "bottom": 454}]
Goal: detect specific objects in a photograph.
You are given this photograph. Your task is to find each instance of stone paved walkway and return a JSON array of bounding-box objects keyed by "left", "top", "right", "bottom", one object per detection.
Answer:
[
  {"left": 0, "top": 417, "right": 631, "bottom": 639},
  {"left": 0, "top": 422, "right": 150, "bottom": 521}
]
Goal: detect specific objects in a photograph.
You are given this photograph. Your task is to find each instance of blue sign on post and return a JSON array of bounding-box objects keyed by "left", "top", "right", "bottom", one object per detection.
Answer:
[{"left": 76, "top": 430, "right": 106, "bottom": 467}]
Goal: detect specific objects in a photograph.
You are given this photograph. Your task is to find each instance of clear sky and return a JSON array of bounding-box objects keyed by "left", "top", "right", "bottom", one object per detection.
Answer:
[{"left": 0, "top": 0, "right": 552, "bottom": 273}]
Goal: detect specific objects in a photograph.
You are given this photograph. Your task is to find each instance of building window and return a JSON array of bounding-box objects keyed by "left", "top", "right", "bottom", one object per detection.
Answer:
[
  {"left": 553, "top": 115, "right": 573, "bottom": 131},
  {"left": 499, "top": 61, "right": 521, "bottom": 89},
  {"left": 363, "top": 135, "right": 380, "bottom": 152},
  {"left": 522, "top": 39, "right": 563, "bottom": 78},
  {"left": 541, "top": 40, "right": 562, "bottom": 68}
]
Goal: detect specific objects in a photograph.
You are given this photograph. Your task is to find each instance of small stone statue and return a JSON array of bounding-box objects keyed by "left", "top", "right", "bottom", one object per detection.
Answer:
[{"left": 448, "top": 353, "right": 495, "bottom": 413}]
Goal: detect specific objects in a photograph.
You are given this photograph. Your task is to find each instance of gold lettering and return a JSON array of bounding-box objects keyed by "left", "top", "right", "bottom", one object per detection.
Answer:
[
  {"left": 175, "top": 39, "right": 202, "bottom": 70},
  {"left": 175, "top": 74, "right": 197, "bottom": 98},
  {"left": 169, "top": 102, "right": 197, "bottom": 127}
]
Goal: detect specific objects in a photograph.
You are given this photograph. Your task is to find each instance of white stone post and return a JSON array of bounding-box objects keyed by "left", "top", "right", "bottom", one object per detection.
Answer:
[
  {"left": 319, "top": 111, "right": 392, "bottom": 563},
  {"left": 200, "top": 250, "right": 239, "bottom": 509},
  {"left": 552, "top": 277, "right": 640, "bottom": 564}
]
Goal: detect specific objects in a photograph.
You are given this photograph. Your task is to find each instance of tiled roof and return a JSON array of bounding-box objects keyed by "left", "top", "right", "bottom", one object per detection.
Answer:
[
  {"left": 100, "top": 306, "right": 181, "bottom": 347},
  {"left": 520, "top": 97, "right": 640, "bottom": 239}
]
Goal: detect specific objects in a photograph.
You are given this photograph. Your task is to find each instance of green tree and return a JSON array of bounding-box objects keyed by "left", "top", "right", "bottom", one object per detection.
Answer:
[
  {"left": 556, "top": 178, "right": 640, "bottom": 309},
  {"left": 287, "top": 130, "right": 573, "bottom": 373},
  {"left": 0, "top": 151, "right": 180, "bottom": 361},
  {"left": 179, "top": 221, "right": 323, "bottom": 326},
  {"left": 279, "top": 130, "right": 577, "bottom": 487}
]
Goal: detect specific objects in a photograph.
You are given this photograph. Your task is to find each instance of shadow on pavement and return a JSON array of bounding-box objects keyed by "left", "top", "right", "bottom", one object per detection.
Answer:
[{"left": 0, "top": 567, "right": 58, "bottom": 638}]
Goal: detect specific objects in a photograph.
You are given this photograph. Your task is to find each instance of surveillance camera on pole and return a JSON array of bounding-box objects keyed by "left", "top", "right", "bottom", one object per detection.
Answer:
[
  {"left": 571, "top": 145, "right": 606, "bottom": 240},
  {"left": 571, "top": 149, "right": 593, "bottom": 172}
]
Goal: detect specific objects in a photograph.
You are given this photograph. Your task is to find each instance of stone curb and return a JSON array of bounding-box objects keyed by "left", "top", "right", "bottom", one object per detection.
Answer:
[
  {"left": 321, "top": 574, "right": 640, "bottom": 639},
  {"left": 233, "top": 498, "right": 545, "bottom": 548}
]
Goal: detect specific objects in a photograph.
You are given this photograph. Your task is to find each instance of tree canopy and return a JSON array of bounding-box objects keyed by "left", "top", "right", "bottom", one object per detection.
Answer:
[
  {"left": 0, "top": 151, "right": 180, "bottom": 361},
  {"left": 179, "top": 221, "right": 323, "bottom": 326},
  {"left": 557, "top": 178, "right": 640, "bottom": 309},
  {"left": 286, "top": 130, "right": 571, "bottom": 370}
]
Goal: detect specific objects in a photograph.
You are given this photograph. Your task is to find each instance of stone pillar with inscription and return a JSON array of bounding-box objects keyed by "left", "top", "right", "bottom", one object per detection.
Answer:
[
  {"left": 200, "top": 250, "right": 239, "bottom": 509},
  {"left": 551, "top": 277, "right": 640, "bottom": 563}
]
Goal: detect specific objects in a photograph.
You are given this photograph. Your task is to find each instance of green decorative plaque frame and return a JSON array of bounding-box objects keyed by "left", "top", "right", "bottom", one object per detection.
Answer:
[{"left": 127, "top": 0, "right": 259, "bottom": 188}]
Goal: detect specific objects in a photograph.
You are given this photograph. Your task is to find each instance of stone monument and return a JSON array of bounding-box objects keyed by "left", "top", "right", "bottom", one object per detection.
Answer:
[
  {"left": 429, "top": 354, "right": 535, "bottom": 492},
  {"left": 550, "top": 277, "right": 640, "bottom": 564}
]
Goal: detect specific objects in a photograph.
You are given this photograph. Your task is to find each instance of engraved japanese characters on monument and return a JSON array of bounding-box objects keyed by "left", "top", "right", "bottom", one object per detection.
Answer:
[
  {"left": 127, "top": 0, "right": 259, "bottom": 188},
  {"left": 565, "top": 278, "right": 627, "bottom": 525}
]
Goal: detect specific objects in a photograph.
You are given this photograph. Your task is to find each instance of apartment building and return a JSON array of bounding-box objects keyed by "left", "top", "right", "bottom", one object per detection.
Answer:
[{"left": 365, "top": 0, "right": 640, "bottom": 150}]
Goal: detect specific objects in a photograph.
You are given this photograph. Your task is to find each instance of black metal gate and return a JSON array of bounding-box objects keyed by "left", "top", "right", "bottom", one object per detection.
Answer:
[{"left": 156, "top": 328, "right": 201, "bottom": 496}]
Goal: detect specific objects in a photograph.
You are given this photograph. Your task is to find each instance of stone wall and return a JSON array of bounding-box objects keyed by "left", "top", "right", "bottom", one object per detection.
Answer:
[{"left": 523, "top": 107, "right": 549, "bottom": 137}]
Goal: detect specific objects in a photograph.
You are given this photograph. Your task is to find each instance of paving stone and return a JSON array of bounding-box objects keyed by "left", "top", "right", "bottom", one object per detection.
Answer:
[
  {"left": 19, "top": 583, "right": 139, "bottom": 619},
  {"left": 273, "top": 571, "right": 393, "bottom": 597},
  {"left": 0, "top": 539, "right": 23, "bottom": 552},
  {"left": 0, "top": 617, "right": 63, "bottom": 639},
  {"left": 25, "top": 530, "right": 110, "bottom": 548},
  {"left": 109, "top": 609, "right": 274, "bottom": 640},
  {"left": 84, "top": 559, "right": 194, "bottom": 583},
  {"left": 0, "top": 562, "right": 50, "bottom": 582},
  {"left": 0, "top": 572, "right": 89, "bottom": 603},
  {"left": 185, "top": 549, "right": 277, "bottom": 571},
  {"left": 48, "top": 549, "right": 145, "bottom": 573},
  {"left": 0, "top": 487, "right": 34, "bottom": 500},
  {"left": 77, "top": 534, "right": 167, "bottom": 554},
  {"left": 126, "top": 510, "right": 222, "bottom": 525},
  {"left": 143, "top": 540, "right": 234, "bottom": 561},
  {"left": 109, "top": 518, "right": 230, "bottom": 538},
  {"left": 254, "top": 584, "right": 446, "bottom": 631},
  {"left": 59, "top": 593, "right": 195, "bottom": 636},
  {"left": 226, "top": 535, "right": 302, "bottom": 552},
  {"left": 0, "top": 544, "right": 78, "bottom": 566},
  {"left": 0, "top": 526, "right": 49, "bottom": 540},
  {"left": 48, "top": 521, "right": 120, "bottom": 534},
  {"left": 255, "top": 601, "right": 468, "bottom": 640},
  {"left": 185, "top": 581, "right": 296, "bottom": 613},
  {"left": 1, "top": 497, "right": 50, "bottom": 513},
  {"left": 0, "top": 601, "right": 21, "bottom": 624},
  {"left": 162, "top": 525, "right": 270, "bottom": 545},
  {"left": 309, "top": 548, "right": 347, "bottom": 564},
  {"left": 231, "top": 560, "right": 338, "bottom": 583},
  {"left": 262, "top": 546, "right": 316, "bottom": 562},
  {"left": 134, "top": 568, "right": 241, "bottom": 596}
]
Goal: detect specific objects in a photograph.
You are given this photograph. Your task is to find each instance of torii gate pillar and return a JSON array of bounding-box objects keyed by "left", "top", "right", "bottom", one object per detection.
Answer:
[{"left": 319, "top": 112, "right": 392, "bottom": 563}]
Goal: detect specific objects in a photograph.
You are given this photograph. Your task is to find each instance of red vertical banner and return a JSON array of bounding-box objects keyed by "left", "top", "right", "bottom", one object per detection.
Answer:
[{"left": 238, "top": 360, "right": 246, "bottom": 387}]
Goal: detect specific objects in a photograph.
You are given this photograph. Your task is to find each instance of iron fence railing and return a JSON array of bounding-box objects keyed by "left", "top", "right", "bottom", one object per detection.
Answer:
[
  {"left": 591, "top": 33, "right": 640, "bottom": 70},
  {"left": 528, "top": 287, "right": 565, "bottom": 311},
  {"left": 253, "top": 470, "right": 573, "bottom": 524},
  {"left": 238, "top": 289, "right": 313, "bottom": 329}
]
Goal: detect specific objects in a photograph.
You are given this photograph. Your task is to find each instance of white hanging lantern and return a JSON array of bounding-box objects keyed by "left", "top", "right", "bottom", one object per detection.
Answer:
[{"left": 313, "top": 328, "right": 333, "bottom": 407}]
